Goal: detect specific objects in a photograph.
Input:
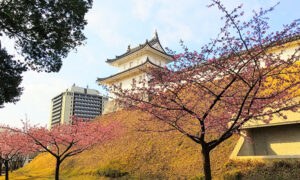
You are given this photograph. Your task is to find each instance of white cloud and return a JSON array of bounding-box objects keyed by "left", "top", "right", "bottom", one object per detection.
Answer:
[
  {"left": 86, "top": 3, "right": 129, "bottom": 48},
  {"left": 152, "top": 0, "right": 280, "bottom": 47},
  {"left": 0, "top": 71, "right": 70, "bottom": 128},
  {"left": 150, "top": 0, "right": 201, "bottom": 46},
  {"left": 0, "top": 35, "right": 25, "bottom": 62},
  {"left": 130, "top": 0, "right": 156, "bottom": 21}
]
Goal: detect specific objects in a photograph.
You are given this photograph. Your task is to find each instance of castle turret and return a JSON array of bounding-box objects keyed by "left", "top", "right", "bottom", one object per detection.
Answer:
[{"left": 97, "top": 31, "right": 173, "bottom": 113}]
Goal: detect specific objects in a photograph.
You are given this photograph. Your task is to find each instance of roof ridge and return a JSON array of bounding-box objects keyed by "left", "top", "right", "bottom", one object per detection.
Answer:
[
  {"left": 98, "top": 57, "right": 161, "bottom": 83},
  {"left": 106, "top": 34, "right": 172, "bottom": 63}
]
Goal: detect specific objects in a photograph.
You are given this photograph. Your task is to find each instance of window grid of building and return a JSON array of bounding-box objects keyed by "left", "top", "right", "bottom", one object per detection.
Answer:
[{"left": 49, "top": 86, "right": 108, "bottom": 128}]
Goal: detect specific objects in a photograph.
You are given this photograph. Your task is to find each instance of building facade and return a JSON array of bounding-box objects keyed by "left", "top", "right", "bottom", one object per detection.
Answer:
[
  {"left": 49, "top": 85, "right": 108, "bottom": 128},
  {"left": 97, "top": 31, "right": 174, "bottom": 113},
  {"left": 230, "top": 36, "right": 300, "bottom": 160}
]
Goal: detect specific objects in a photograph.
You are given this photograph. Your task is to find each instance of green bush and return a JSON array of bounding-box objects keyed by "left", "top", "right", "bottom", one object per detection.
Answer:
[
  {"left": 272, "top": 160, "right": 292, "bottom": 169},
  {"left": 225, "top": 160, "right": 252, "bottom": 170},
  {"left": 97, "top": 167, "right": 129, "bottom": 178},
  {"left": 222, "top": 160, "right": 300, "bottom": 180},
  {"left": 190, "top": 174, "right": 205, "bottom": 180},
  {"left": 222, "top": 170, "right": 243, "bottom": 180}
]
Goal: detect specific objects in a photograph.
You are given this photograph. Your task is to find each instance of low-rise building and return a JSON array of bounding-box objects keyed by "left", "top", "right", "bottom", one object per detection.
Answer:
[{"left": 230, "top": 36, "right": 300, "bottom": 160}]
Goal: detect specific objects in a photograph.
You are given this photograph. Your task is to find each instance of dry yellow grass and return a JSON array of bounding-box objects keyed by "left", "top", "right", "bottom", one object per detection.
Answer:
[{"left": 2, "top": 110, "right": 238, "bottom": 179}]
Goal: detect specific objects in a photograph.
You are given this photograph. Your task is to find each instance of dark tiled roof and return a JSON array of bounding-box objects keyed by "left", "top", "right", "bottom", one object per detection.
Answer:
[
  {"left": 98, "top": 57, "right": 161, "bottom": 82},
  {"left": 106, "top": 36, "right": 172, "bottom": 63},
  {"left": 276, "top": 34, "right": 300, "bottom": 46}
]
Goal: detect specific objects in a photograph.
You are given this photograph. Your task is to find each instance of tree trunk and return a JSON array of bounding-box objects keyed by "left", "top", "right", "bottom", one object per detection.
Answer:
[
  {"left": 4, "top": 160, "right": 9, "bottom": 180},
  {"left": 202, "top": 146, "right": 212, "bottom": 180},
  {"left": 9, "top": 161, "right": 13, "bottom": 172},
  {"left": 55, "top": 158, "right": 61, "bottom": 180},
  {"left": 0, "top": 159, "right": 2, "bottom": 176}
]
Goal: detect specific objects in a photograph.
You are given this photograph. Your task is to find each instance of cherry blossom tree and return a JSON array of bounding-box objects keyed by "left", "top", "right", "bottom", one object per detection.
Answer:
[
  {"left": 20, "top": 116, "right": 120, "bottom": 180},
  {"left": 0, "top": 130, "right": 36, "bottom": 180},
  {"left": 112, "top": 1, "right": 300, "bottom": 180}
]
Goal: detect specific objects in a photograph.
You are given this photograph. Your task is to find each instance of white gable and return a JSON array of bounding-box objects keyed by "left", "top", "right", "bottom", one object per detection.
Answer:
[{"left": 151, "top": 42, "right": 164, "bottom": 52}]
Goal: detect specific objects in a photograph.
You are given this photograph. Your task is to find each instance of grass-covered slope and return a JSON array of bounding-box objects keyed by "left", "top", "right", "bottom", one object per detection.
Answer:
[
  {"left": 222, "top": 160, "right": 300, "bottom": 180},
  {"left": 4, "top": 110, "right": 238, "bottom": 179}
]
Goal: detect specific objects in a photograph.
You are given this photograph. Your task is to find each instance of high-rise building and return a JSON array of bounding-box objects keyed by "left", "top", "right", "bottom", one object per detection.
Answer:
[{"left": 49, "top": 85, "right": 108, "bottom": 128}]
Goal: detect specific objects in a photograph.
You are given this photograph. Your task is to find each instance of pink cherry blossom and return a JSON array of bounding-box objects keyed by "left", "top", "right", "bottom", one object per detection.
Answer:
[
  {"left": 112, "top": 1, "right": 300, "bottom": 180},
  {"left": 10, "top": 116, "right": 121, "bottom": 180},
  {"left": 0, "top": 130, "right": 37, "bottom": 180}
]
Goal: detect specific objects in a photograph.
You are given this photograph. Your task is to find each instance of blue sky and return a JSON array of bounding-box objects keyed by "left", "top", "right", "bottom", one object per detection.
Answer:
[{"left": 0, "top": 0, "right": 299, "bottom": 127}]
